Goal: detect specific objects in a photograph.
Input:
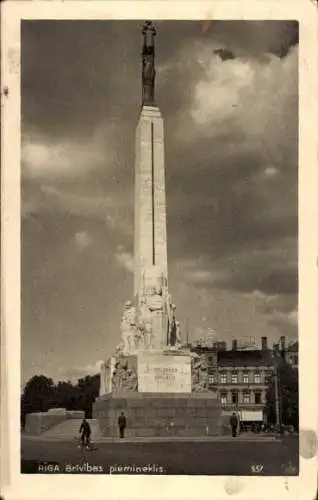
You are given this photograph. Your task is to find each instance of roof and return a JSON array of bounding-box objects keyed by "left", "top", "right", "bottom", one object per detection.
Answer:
[{"left": 217, "top": 350, "right": 274, "bottom": 367}]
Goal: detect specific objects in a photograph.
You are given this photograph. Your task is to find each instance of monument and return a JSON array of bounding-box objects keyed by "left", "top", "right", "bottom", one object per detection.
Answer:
[{"left": 93, "top": 22, "right": 224, "bottom": 437}]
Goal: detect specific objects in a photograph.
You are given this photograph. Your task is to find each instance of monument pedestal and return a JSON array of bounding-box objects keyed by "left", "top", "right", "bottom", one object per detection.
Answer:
[
  {"left": 93, "top": 392, "right": 223, "bottom": 438},
  {"left": 93, "top": 350, "right": 225, "bottom": 437}
]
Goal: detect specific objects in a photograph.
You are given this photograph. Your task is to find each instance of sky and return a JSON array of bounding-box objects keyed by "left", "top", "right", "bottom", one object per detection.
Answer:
[{"left": 21, "top": 20, "right": 298, "bottom": 385}]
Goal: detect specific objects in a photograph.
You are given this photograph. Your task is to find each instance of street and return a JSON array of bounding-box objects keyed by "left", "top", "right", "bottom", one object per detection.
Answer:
[{"left": 21, "top": 436, "right": 298, "bottom": 476}]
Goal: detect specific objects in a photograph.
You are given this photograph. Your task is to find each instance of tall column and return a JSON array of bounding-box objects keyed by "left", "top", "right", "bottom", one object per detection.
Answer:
[
  {"left": 134, "top": 21, "right": 168, "bottom": 316},
  {"left": 134, "top": 106, "right": 168, "bottom": 302}
]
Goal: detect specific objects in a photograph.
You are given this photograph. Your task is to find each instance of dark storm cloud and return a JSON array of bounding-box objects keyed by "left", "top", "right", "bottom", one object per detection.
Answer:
[
  {"left": 267, "top": 314, "right": 297, "bottom": 338},
  {"left": 269, "top": 20, "right": 299, "bottom": 58},
  {"left": 214, "top": 48, "right": 235, "bottom": 61},
  {"left": 215, "top": 264, "right": 298, "bottom": 296},
  {"left": 22, "top": 20, "right": 298, "bottom": 137},
  {"left": 177, "top": 233, "right": 297, "bottom": 298},
  {"left": 166, "top": 146, "right": 297, "bottom": 261}
]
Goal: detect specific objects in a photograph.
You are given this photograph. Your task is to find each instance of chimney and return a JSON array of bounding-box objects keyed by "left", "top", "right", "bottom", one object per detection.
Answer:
[
  {"left": 273, "top": 342, "right": 279, "bottom": 357},
  {"left": 280, "top": 336, "right": 286, "bottom": 359},
  {"left": 261, "top": 336, "right": 268, "bottom": 350},
  {"left": 232, "top": 339, "right": 237, "bottom": 351},
  {"left": 280, "top": 336, "right": 286, "bottom": 351}
]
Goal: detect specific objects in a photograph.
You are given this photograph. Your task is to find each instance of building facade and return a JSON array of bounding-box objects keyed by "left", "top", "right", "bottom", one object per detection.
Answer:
[{"left": 190, "top": 336, "right": 286, "bottom": 428}]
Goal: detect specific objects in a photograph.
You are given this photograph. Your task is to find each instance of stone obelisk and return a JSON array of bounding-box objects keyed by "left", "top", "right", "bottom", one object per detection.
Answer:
[
  {"left": 94, "top": 23, "right": 223, "bottom": 437},
  {"left": 134, "top": 21, "right": 168, "bottom": 349}
]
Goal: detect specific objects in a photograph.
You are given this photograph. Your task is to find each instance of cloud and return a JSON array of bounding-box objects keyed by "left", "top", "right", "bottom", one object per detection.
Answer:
[
  {"left": 267, "top": 308, "right": 298, "bottom": 339},
  {"left": 165, "top": 44, "right": 297, "bottom": 272},
  {"left": 21, "top": 183, "right": 133, "bottom": 237},
  {"left": 185, "top": 46, "right": 297, "bottom": 161},
  {"left": 237, "top": 289, "right": 298, "bottom": 340},
  {"left": 166, "top": 43, "right": 297, "bottom": 200},
  {"left": 175, "top": 236, "right": 297, "bottom": 297},
  {"left": 75, "top": 231, "right": 93, "bottom": 250},
  {"left": 214, "top": 48, "right": 235, "bottom": 61},
  {"left": 114, "top": 245, "right": 134, "bottom": 273},
  {"left": 57, "top": 360, "right": 102, "bottom": 383},
  {"left": 21, "top": 22, "right": 299, "bottom": 383},
  {"left": 264, "top": 166, "right": 279, "bottom": 178},
  {"left": 22, "top": 125, "right": 117, "bottom": 180}
]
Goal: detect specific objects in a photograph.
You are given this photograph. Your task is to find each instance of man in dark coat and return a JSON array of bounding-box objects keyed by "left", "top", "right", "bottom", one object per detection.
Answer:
[
  {"left": 230, "top": 412, "right": 238, "bottom": 438},
  {"left": 118, "top": 411, "right": 127, "bottom": 438},
  {"left": 79, "top": 418, "right": 91, "bottom": 448}
]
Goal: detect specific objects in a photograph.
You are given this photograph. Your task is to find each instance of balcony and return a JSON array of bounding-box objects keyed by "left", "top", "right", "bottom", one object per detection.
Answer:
[{"left": 221, "top": 403, "right": 265, "bottom": 411}]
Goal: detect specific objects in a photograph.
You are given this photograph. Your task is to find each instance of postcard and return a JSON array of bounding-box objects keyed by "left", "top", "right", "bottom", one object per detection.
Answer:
[{"left": 1, "top": 1, "right": 317, "bottom": 500}]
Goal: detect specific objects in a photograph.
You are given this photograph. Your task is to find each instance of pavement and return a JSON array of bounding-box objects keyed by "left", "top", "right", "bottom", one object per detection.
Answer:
[
  {"left": 21, "top": 434, "right": 298, "bottom": 475},
  {"left": 22, "top": 433, "right": 279, "bottom": 443}
]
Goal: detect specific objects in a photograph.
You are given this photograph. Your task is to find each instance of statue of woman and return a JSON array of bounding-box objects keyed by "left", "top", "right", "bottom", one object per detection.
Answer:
[
  {"left": 120, "top": 301, "right": 138, "bottom": 355},
  {"left": 141, "top": 21, "right": 156, "bottom": 105}
]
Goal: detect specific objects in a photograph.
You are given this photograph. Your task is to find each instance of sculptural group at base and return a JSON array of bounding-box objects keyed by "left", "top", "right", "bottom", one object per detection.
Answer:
[{"left": 117, "top": 265, "right": 182, "bottom": 357}]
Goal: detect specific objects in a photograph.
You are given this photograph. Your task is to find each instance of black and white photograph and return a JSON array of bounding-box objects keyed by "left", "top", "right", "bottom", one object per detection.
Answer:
[
  {"left": 2, "top": 2, "right": 317, "bottom": 497},
  {"left": 20, "top": 17, "right": 300, "bottom": 476}
]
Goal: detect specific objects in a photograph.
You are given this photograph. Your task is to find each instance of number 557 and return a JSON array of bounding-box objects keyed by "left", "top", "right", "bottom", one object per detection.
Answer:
[{"left": 250, "top": 464, "right": 264, "bottom": 473}]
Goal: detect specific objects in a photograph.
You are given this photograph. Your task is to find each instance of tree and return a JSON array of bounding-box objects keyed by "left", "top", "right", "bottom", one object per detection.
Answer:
[
  {"left": 21, "top": 375, "right": 56, "bottom": 426},
  {"left": 75, "top": 374, "right": 100, "bottom": 417},
  {"left": 21, "top": 372, "right": 101, "bottom": 424},
  {"left": 53, "top": 381, "right": 78, "bottom": 410},
  {"left": 265, "top": 359, "right": 298, "bottom": 429}
]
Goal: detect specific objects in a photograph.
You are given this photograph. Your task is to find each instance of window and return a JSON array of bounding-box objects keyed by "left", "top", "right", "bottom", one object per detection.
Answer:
[
  {"left": 254, "top": 372, "right": 261, "bottom": 384},
  {"left": 231, "top": 373, "right": 238, "bottom": 384},
  {"left": 264, "top": 371, "right": 272, "bottom": 384},
  {"left": 208, "top": 356, "right": 214, "bottom": 364},
  {"left": 254, "top": 392, "right": 262, "bottom": 404},
  {"left": 208, "top": 374, "right": 215, "bottom": 384},
  {"left": 231, "top": 391, "right": 238, "bottom": 404},
  {"left": 220, "top": 392, "right": 227, "bottom": 404},
  {"left": 243, "top": 373, "right": 249, "bottom": 384},
  {"left": 220, "top": 373, "right": 227, "bottom": 384},
  {"left": 243, "top": 391, "right": 250, "bottom": 403}
]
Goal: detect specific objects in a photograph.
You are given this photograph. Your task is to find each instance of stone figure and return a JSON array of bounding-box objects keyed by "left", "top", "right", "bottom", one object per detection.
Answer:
[
  {"left": 120, "top": 301, "right": 138, "bottom": 355},
  {"left": 167, "top": 302, "right": 177, "bottom": 346},
  {"left": 191, "top": 353, "right": 209, "bottom": 392},
  {"left": 142, "top": 20, "right": 156, "bottom": 47},
  {"left": 139, "top": 265, "right": 166, "bottom": 348},
  {"left": 115, "top": 342, "right": 125, "bottom": 356},
  {"left": 166, "top": 301, "right": 182, "bottom": 349},
  {"left": 99, "top": 361, "right": 107, "bottom": 396},
  {"left": 138, "top": 295, "right": 153, "bottom": 349},
  {"left": 175, "top": 320, "right": 182, "bottom": 346},
  {"left": 141, "top": 21, "right": 156, "bottom": 105},
  {"left": 112, "top": 358, "right": 138, "bottom": 393},
  {"left": 143, "top": 57, "right": 155, "bottom": 82}
]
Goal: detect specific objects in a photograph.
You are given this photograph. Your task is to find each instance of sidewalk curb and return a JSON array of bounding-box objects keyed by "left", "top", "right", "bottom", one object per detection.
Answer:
[{"left": 22, "top": 435, "right": 280, "bottom": 444}]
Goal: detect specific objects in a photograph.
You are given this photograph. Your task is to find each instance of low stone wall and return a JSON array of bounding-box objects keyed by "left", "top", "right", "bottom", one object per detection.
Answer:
[
  {"left": 24, "top": 413, "right": 65, "bottom": 436},
  {"left": 24, "top": 410, "right": 85, "bottom": 436},
  {"left": 93, "top": 392, "right": 226, "bottom": 438}
]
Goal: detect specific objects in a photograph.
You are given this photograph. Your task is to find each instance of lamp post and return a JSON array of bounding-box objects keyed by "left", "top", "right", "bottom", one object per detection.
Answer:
[{"left": 274, "top": 363, "right": 281, "bottom": 431}]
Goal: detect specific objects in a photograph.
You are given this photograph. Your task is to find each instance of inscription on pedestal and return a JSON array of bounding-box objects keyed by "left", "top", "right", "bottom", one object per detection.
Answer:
[{"left": 137, "top": 352, "right": 191, "bottom": 393}]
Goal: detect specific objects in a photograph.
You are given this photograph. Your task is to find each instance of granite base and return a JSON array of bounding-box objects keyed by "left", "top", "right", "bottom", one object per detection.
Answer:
[{"left": 93, "top": 392, "right": 225, "bottom": 438}]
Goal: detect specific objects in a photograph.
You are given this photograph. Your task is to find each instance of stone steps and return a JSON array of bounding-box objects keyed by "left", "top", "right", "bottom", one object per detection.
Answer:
[{"left": 41, "top": 419, "right": 101, "bottom": 439}]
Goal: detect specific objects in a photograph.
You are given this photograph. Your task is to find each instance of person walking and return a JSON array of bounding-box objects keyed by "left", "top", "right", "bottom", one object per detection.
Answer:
[
  {"left": 230, "top": 412, "right": 238, "bottom": 438},
  {"left": 118, "top": 411, "right": 127, "bottom": 439},
  {"left": 79, "top": 418, "right": 91, "bottom": 449}
]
